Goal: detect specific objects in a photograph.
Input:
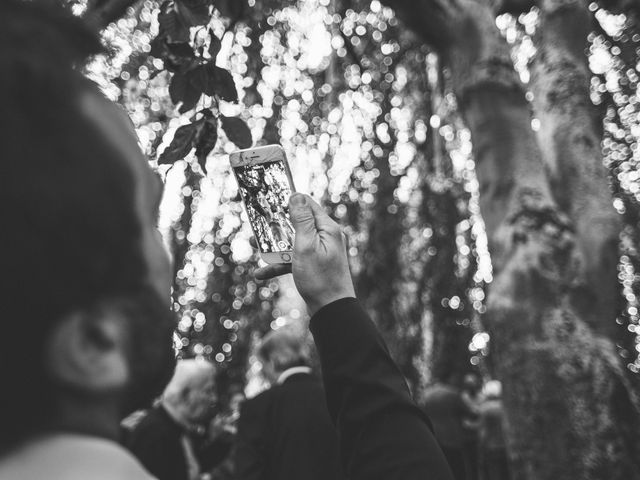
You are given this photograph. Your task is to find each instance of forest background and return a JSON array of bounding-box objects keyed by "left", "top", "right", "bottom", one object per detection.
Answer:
[{"left": 60, "top": 0, "right": 640, "bottom": 477}]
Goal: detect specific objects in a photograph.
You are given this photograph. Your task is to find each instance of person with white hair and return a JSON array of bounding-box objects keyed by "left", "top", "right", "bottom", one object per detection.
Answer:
[{"left": 126, "top": 359, "right": 231, "bottom": 480}]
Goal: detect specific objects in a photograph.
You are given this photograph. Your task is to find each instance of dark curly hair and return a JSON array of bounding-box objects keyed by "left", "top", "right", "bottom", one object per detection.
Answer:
[{"left": 0, "top": 0, "right": 161, "bottom": 451}]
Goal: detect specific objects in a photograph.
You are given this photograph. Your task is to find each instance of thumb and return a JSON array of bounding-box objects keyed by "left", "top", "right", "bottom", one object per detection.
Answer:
[{"left": 288, "top": 193, "right": 316, "bottom": 238}]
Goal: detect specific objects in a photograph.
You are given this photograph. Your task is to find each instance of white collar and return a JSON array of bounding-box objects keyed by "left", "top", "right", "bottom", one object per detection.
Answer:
[{"left": 277, "top": 366, "right": 312, "bottom": 384}]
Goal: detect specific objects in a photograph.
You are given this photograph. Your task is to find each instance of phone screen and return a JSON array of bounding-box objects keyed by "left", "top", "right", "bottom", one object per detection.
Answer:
[{"left": 233, "top": 160, "right": 295, "bottom": 253}]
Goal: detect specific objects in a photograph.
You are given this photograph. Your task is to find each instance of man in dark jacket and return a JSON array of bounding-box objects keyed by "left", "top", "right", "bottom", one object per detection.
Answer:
[
  {"left": 126, "top": 360, "right": 231, "bottom": 480},
  {"left": 423, "top": 379, "right": 476, "bottom": 479},
  {"left": 255, "top": 194, "right": 455, "bottom": 480},
  {"left": 234, "top": 328, "right": 345, "bottom": 480}
]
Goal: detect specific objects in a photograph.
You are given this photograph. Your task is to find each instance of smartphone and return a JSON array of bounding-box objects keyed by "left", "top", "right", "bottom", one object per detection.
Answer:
[{"left": 230, "top": 145, "right": 296, "bottom": 264}]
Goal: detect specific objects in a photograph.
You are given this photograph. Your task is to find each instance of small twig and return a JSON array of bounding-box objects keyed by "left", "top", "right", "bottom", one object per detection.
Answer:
[{"left": 339, "top": 30, "right": 365, "bottom": 72}]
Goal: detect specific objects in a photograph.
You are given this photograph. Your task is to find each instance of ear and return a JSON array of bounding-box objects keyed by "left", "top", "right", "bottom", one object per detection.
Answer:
[{"left": 45, "top": 308, "right": 129, "bottom": 393}]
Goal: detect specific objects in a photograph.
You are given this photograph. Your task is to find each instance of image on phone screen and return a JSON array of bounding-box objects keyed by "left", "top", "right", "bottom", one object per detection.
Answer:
[{"left": 233, "top": 161, "right": 295, "bottom": 253}]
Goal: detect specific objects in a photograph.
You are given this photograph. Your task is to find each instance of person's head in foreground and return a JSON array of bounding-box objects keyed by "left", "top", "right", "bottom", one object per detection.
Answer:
[
  {"left": 0, "top": 0, "right": 176, "bottom": 456},
  {"left": 162, "top": 360, "right": 218, "bottom": 427},
  {"left": 258, "top": 326, "right": 311, "bottom": 384}
]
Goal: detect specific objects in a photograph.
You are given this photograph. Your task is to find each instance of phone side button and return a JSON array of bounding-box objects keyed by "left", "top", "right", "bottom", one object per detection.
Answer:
[{"left": 281, "top": 253, "right": 292, "bottom": 262}]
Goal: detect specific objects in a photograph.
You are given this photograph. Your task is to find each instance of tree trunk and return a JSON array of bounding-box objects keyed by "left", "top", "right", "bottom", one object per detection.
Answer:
[
  {"left": 381, "top": 0, "right": 640, "bottom": 477},
  {"left": 530, "top": 0, "right": 622, "bottom": 340},
  {"left": 355, "top": 78, "right": 419, "bottom": 385},
  {"left": 421, "top": 177, "right": 476, "bottom": 383}
]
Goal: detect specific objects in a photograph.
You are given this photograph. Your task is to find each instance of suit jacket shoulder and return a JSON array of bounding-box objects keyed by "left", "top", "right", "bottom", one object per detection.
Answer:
[
  {"left": 235, "top": 374, "right": 344, "bottom": 480},
  {"left": 126, "top": 406, "right": 188, "bottom": 480}
]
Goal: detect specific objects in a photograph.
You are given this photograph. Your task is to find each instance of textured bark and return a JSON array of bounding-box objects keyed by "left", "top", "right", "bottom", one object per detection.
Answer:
[
  {"left": 531, "top": 0, "right": 623, "bottom": 340},
  {"left": 381, "top": 0, "right": 640, "bottom": 477}
]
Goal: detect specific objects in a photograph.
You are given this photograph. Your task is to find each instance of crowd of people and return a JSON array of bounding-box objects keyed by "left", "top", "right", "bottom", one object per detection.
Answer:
[
  {"left": 0, "top": 2, "right": 509, "bottom": 479},
  {"left": 118, "top": 335, "right": 510, "bottom": 480}
]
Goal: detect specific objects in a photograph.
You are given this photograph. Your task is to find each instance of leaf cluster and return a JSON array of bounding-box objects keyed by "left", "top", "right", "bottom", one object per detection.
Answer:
[
  {"left": 153, "top": 0, "right": 252, "bottom": 173},
  {"left": 159, "top": 110, "right": 251, "bottom": 171}
]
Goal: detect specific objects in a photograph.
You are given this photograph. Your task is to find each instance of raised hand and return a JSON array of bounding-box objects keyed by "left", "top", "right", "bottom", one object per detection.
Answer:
[{"left": 255, "top": 193, "right": 355, "bottom": 316}]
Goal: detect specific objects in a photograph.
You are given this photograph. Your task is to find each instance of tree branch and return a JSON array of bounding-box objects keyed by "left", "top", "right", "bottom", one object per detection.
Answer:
[
  {"left": 83, "top": 0, "right": 139, "bottom": 30},
  {"left": 598, "top": 0, "right": 640, "bottom": 15},
  {"left": 379, "top": 0, "right": 455, "bottom": 51},
  {"left": 475, "top": 0, "right": 640, "bottom": 19},
  {"left": 491, "top": 0, "right": 536, "bottom": 15}
]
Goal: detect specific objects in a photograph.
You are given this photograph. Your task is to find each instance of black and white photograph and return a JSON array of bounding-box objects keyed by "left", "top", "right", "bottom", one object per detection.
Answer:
[
  {"left": 234, "top": 161, "right": 295, "bottom": 253},
  {"left": 2, "top": 0, "right": 640, "bottom": 479}
]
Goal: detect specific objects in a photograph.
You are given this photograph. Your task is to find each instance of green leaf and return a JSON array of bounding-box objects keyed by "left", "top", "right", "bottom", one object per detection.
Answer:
[
  {"left": 221, "top": 115, "right": 252, "bottom": 149},
  {"left": 195, "top": 114, "right": 218, "bottom": 174},
  {"left": 179, "top": 81, "right": 201, "bottom": 113},
  {"left": 166, "top": 41, "right": 195, "bottom": 58},
  {"left": 211, "top": 66, "right": 238, "bottom": 102},
  {"left": 208, "top": 29, "right": 221, "bottom": 59},
  {"left": 215, "top": 0, "right": 247, "bottom": 22},
  {"left": 158, "top": 5, "right": 190, "bottom": 43},
  {"left": 189, "top": 63, "right": 216, "bottom": 96},
  {"left": 188, "top": 63, "right": 238, "bottom": 103},
  {"left": 149, "top": 35, "right": 168, "bottom": 58},
  {"left": 163, "top": 42, "right": 197, "bottom": 73},
  {"left": 158, "top": 123, "right": 198, "bottom": 164},
  {"left": 169, "top": 71, "right": 188, "bottom": 104},
  {"left": 176, "top": 0, "right": 211, "bottom": 27}
]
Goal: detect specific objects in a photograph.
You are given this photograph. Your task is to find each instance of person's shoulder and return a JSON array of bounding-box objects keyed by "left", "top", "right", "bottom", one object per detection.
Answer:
[
  {"left": 423, "top": 383, "right": 453, "bottom": 397},
  {"left": 132, "top": 406, "right": 162, "bottom": 429},
  {"left": 281, "top": 373, "right": 322, "bottom": 392},
  {"left": 479, "top": 399, "right": 502, "bottom": 414},
  {"left": 128, "top": 406, "right": 177, "bottom": 444},
  {"left": 243, "top": 387, "right": 276, "bottom": 409},
  {"left": 0, "top": 434, "right": 157, "bottom": 480},
  {"left": 237, "top": 389, "right": 274, "bottom": 431}
]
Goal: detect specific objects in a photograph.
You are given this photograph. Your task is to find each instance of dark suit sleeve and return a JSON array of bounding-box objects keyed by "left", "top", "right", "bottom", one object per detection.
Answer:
[
  {"left": 310, "top": 298, "right": 454, "bottom": 480},
  {"left": 234, "top": 397, "right": 268, "bottom": 480},
  {"left": 126, "top": 417, "right": 181, "bottom": 480},
  {"left": 199, "top": 432, "right": 233, "bottom": 471}
]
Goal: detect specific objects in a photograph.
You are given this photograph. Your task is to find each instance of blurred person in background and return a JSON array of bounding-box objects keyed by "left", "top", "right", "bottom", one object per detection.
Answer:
[
  {"left": 461, "top": 372, "right": 483, "bottom": 480},
  {"left": 205, "top": 385, "right": 246, "bottom": 480},
  {"left": 478, "top": 381, "right": 510, "bottom": 480},
  {"left": 0, "top": 2, "right": 176, "bottom": 478},
  {"left": 234, "top": 326, "right": 345, "bottom": 480},
  {"left": 126, "top": 359, "right": 232, "bottom": 480},
  {"left": 211, "top": 384, "right": 245, "bottom": 437},
  {"left": 422, "top": 374, "right": 476, "bottom": 480}
]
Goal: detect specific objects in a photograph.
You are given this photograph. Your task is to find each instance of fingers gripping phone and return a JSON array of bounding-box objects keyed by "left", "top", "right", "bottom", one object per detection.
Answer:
[{"left": 230, "top": 145, "right": 296, "bottom": 264}]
